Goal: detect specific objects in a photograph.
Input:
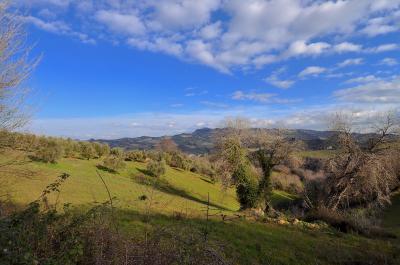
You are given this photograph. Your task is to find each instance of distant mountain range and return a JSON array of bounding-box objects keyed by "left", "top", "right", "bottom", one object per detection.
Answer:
[{"left": 92, "top": 128, "right": 350, "bottom": 155}]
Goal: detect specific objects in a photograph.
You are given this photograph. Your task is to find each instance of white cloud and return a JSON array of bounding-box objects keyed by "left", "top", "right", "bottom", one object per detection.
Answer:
[
  {"left": 18, "top": 0, "right": 400, "bottom": 72},
  {"left": 362, "top": 21, "right": 397, "bottom": 36},
  {"left": 128, "top": 37, "right": 183, "bottom": 56},
  {"left": 264, "top": 68, "right": 294, "bottom": 89},
  {"left": 198, "top": 21, "right": 222, "bottom": 39},
  {"left": 298, "top": 66, "right": 326, "bottom": 77},
  {"left": 368, "top": 43, "right": 399, "bottom": 53},
  {"left": 232, "top": 91, "right": 275, "bottom": 103},
  {"left": 26, "top": 103, "right": 398, "bottom": 139},
  {"left": 95, "top": 10, "right": 145, "bottom": 36},
  {"left": 22, "top": 15, "right": 70, "bottom": 34},
  {"left": 22, "top": 16, "right": 96, "bottom": 44},
  {"left": 232, "top": 90, "right": 300, "bottom": 104},
  {"left": 200, "top": 101, "right": 228, "bottom": 108},
  {"left": 148, "top": 0, "right": 221, "bottom": 30},
  {"left": 337, "top": 58, "right": 364, "bottom": 68},
  {"left": 344, "top": 75, "right": 381, "bottom": 84},
  {"left": 185, "top": 39, "right": 228, "bottom": 72},
  {"left": 334, "top": 42, "right": 363, "bottom": 53},
  {"left": 379, "top": 57, "right": 398, "bottom": 66},
  {"left": 284, "top": 40, "right": 331, "bottom": 57},
  {"left": 335, "top": 76, "right": 400, "bottom": 103}
]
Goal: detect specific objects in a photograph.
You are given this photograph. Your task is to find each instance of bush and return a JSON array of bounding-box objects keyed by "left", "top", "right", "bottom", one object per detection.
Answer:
[
  {"left": 125, "top": 150, "right": 147, "bottom": 162},
  {"left": 147, "top": 159, "right": 167, "bottom": 177},
  {"left": 35, "top": 139, "right": 63, "bottom": 163},
  {"left": 93, "top": 142, "right": 110, "bottom": 158},
  {"left": 233, "top": 164, "right": 259, "bottom": 209},
  {"left": 110, "top": 147, "right": 124, "bottom": 157},
  {"left": 271, "top": 172, "right": 303, "bottom": 194},
  {"left": 80, "top": 142, "right": 96, "bottom": 160},
  {"left": 102, "top": 155, "right": 126, "bottom": 173},
  {"left": 169, "top": 152, "right": 190, "bottom": 170}
]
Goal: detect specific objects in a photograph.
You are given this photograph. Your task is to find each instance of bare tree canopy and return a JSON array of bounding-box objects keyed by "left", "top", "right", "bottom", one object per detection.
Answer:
[
  {"left": 157, "top": 137, "right": 179, "bottom": 153},
  {"left": 0, "top": 1, "right": 38, "bottom": 130},
  {"left": 322, "top": 111, "right": 400, "bottom": 210}
]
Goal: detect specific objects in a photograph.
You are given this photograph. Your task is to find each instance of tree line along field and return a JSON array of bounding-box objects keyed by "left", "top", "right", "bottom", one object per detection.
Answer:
[{"left": 1, "top": 148, "right": 400, "bottom": 265}]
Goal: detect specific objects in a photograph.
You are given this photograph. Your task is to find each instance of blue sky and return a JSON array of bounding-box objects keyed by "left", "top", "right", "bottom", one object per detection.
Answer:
[{"left": 14, "top": 0, "right": 400, "bottom": 139}]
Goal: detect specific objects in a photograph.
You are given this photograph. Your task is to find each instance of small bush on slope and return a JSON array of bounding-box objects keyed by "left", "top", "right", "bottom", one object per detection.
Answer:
[
  {"left": 147, "top": 159, "right": 167, "bottom": 178},
  {"left": 102, "top": 154, "right": 126, "bottom": 173}
]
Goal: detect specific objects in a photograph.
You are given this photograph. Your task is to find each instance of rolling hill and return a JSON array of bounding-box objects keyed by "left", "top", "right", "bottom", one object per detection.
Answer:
[
  {"left": 92, "top": 128, "right": 339, "bottom": 154},
  {"left": 1, "top": 151, "right": 399, "bottom": 265}
]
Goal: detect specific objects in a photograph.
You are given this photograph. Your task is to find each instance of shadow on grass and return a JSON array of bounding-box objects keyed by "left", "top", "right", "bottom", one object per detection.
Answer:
[
  {"left": 106, "top": 208, "right": 400, "bottom": 265},
  {"left": 133, "top": 167, "right": 230, "bottom": 211},
  {"left": 27, "top": 155, "right": 57, "bottom": 164},
  {"left": 96, "top": 164, "right": 117, "bottom": 174},
  {"left": 200, "top": 177, "right": 214, "bottom": 184},
  {"left": 137, "top": 168, "right": 155, "bottom": 177}
]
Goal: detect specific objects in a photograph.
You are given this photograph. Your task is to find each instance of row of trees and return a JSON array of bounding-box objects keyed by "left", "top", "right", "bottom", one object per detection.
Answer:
[{"left": 0, "top": 130, "right": 111, "bottom": 163}]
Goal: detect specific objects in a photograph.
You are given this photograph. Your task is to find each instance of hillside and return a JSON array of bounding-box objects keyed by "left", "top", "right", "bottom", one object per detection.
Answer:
[
  {"left": 1, "top": 151, "right": 400, "bottom": 264},
  {"left": 93, "top": 128, "right": 338, "bottom": 154},
  {"left": 94, "top": 128, "right": 399, "bottom": 155}
]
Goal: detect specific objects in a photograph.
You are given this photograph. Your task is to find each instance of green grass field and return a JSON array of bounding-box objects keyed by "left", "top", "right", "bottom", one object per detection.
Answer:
[
  {"left": 1, "top": 155, "right": 239, "bottom": 216},
  {"left": 1, "top": 152, "right": 400, "bottom": 265}
]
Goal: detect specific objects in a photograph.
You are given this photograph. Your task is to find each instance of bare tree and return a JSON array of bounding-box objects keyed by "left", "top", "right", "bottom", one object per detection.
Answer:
[
  {"left": 0, "top": 1, "right": 38, "bottom": 199},
  {"left": 157, "top": 137, "right": 178, "bottom": 153},
  {"left": 0, "top": 1, "right": 38, "bottom": 131},
  {"left": 323, "top": 111, "right": 400, "bottom": 211}
]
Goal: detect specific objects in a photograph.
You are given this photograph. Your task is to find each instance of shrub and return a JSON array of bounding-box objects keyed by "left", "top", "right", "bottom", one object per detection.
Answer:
[
  {"left": 169, "top": 152, "right": 190, "bottom": 170},
  {"left": 271, "top": 172, "right": 303, "bottom": 194},
  {"left": 125, "top": 150, "right": 147, "bottom": 162},
  {"left": 110, "top": 147, "right": 124, "bottom": 157},
  {"left": 233, "top": 164, "right": 259, "bottom": 209},
  {"left": 93, "top": 142, "right": 110, "bottom": 158},
  {"left": 80, "top": 142, "right": 96, "bottom": 160},
  {"left": 35, "top": 139, "right": 63, "bottom": 163},
  {"left": 102, "top": 155, "right": 126, "bottom": 173},
  {"left": 147, "top": 159, "right": 167, "bottom": 177}
]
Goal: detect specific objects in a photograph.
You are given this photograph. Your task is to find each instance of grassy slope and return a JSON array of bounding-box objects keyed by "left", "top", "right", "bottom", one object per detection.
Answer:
[
  {"left": 1, "top": 153, "right": 399, "bottom": 265},
  {"left": 1, "top": 156, "right": 239, "bottom": 216},
  {"left": 384, "top": 193, "right": 400, "bottom": 237}
]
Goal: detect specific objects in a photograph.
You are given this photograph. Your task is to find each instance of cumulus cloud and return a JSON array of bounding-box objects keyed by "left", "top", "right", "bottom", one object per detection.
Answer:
[
  {"left": 298, "top": 66, "right": 326, "bottom": 77},
  {"left": 95, "top": 10, "right": 145, "bottom": 36},
  {"left": 337, "top": 58, "right": 364, "bottom": 68},
  {"left": 379, "top": 57, "right": 398, "bottom": 66},
  {"left": 18, "top": 0, "right": 400, "bottom": 72},
  {"left": 335, "top": 76, "right": 400, "bottom": 103},
  {"left": 367, "top": 43, "right": 399, "bottom": 53},
  {"left": 333, "top": 42, "right": 363, "bottom": 53},
  {"left": 264, "top": 68, "right": 295, "bottom": 89},
  {"left": 284, "top": 41, "right": 331, "bottom": 57},
  {"left": 344, "top": 75, "right": 381, "bottom": 84},
  {"left": 232, "top": 90, "right": 300, "bottom": 104},
  {"left": 148, "top": 0, "right": 221, "bottom": 30},
  {"left": 232, "top": 91, "right": 275, "bottom": 103},
  {"left": 21, "top": 16, "right": 96, "bottom": 44}
]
